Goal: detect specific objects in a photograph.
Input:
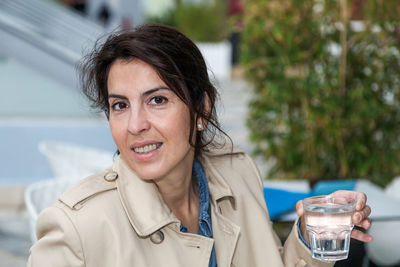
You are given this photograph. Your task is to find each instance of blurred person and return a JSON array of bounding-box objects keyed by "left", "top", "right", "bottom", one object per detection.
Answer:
[
  {"left": 27, "top": 24, "right": 372, "bottom": 267},
  {"left": 63, "top": 0, "right": 86, "bottom": 14},
  {"left": 228, "top": 0, "right": 244, "bottom": 66},
  {"left": 97, "top": 3, "right": 111, "bottom": 27},
  {"left": 121, "top": 16, "right": 133, "bottom": 30}
]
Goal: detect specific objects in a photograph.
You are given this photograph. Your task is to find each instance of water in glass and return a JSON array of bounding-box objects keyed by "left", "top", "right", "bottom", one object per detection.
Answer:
[{"left": 304, "top": 197, "right": 355, "bottom": 262}]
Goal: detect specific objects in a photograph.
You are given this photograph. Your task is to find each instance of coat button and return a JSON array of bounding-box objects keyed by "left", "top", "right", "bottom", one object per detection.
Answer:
[
  {"left": 150, "top": 230, "right": 164, "bottom": 244},
  {"left": 104, "top": 171, "right": 118, "bottom": 182}
]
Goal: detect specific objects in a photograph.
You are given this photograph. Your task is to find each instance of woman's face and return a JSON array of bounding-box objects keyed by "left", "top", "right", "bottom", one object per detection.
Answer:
[{"left": 107, "top": 59, "right": 194, "bottom": 182}]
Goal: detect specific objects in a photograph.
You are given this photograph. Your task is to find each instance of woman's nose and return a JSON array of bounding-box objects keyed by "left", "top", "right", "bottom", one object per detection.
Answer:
[{"left": 127, "top": 106, "right": 150, "bottom": 135}]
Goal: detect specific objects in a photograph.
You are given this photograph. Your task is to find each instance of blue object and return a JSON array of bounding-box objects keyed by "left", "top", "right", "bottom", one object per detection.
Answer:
[
  {"left": 263, "top": 187, "right": 311, "bottom": 220},
  {"left": 263, "top": 180, "right": 356, "bottom": 220},
  {"left": 297, "top": 219, "right": 311, "bottom": 249},
  {"left": 311, "top": 180, "right": 356, "bottom": 196}
]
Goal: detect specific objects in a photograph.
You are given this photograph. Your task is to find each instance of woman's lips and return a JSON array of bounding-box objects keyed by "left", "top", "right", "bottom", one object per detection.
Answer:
[
  {"left": 132, "top": 142, "right": 162, "bottom": 154},
  {"left": 131, "top": 142, "right": 163, "bottom": 161}
]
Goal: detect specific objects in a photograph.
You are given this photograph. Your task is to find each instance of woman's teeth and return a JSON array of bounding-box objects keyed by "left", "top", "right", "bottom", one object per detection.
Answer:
[{"left": 133, "top": 143, "right": 160, "bottom": 154}]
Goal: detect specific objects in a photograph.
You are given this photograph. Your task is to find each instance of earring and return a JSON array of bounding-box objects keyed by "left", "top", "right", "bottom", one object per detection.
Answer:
[{"left": 197, "top": 123, "right": 203, "bottom": 130}]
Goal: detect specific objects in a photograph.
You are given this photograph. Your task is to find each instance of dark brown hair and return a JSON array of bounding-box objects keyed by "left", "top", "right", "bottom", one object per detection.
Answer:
[{"left": 79, "top": 24, "right": 230, "bottom": 156}]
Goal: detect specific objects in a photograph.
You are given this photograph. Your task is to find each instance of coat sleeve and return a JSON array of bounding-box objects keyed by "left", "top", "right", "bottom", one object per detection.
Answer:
[
  {"left": 27, "top": 205, "right": 85, "bottom": 267},
  {"left": 280, "top": 218, "right": 334, "bottom": 267},
  {"left": 245, "top": 154, "right": 334, "bottom": 267}
]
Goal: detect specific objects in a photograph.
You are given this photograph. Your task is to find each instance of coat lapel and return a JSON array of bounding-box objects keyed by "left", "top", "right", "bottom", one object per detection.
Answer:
[
  {"left": 113, "top": 156, "right": 180, "bottom": 237},
  {"left": 211, "top": 204, "right": 240, "bottom": 267},
  {"left": 200, "top": 150, "right": 243, "bottom": 267}
]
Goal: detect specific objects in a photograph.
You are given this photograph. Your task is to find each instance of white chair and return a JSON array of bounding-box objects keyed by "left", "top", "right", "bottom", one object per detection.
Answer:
[
  {"left": 385, "top": 176, "right": 400, "bottom": 198},
  {"left": 24, "top": 178, "right": 78, "bottom": 243},
  {"left": 38, "top": 141, "right": 114, "bottom": 180},
  {"left": 366, "top": 177, "right": 400, "bottom": 266},
  {"left": 26, "top": 142, "right": 115, "bottom": 243}
]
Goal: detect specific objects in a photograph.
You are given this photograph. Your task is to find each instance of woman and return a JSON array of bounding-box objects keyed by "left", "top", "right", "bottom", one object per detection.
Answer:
[{"left": 27, "top": 24, "right": 372, "bottom": 267}]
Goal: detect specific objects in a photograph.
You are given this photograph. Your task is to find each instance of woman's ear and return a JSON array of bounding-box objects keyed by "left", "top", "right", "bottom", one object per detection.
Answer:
[{"left": 196, "top": 93, "right": 211, "bottom": 131}]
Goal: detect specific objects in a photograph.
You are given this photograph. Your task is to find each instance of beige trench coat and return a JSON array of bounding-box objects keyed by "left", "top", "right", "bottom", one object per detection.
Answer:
[{"left": 27, "top": 147, "right": 333, "bottom": 267}]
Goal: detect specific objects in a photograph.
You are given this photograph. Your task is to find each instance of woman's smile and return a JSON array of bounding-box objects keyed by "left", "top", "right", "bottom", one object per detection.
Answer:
[
  {"left": 130, "top": 141, "right": 163, "bottom": 162},
  {"left": 132, "top": 142, "right": 162, "bottom": 154}
]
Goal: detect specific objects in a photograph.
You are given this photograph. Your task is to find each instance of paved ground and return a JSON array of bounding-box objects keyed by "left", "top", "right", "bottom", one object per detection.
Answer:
[{"left": 0, "top": 77, "right": 261, "bottom": 266}]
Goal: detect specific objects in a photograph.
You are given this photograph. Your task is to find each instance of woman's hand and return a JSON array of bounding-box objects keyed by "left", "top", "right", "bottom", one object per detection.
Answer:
[{"left": 296, "top": 190, "right": 373, "bottom": 244}]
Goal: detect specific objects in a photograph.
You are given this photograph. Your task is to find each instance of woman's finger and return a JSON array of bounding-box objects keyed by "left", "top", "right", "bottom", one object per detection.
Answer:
[
  {"left": 363, "top": 205, "right": 372, "bottom": 217},
  {"left": 296, "top": 200, "right": 304, "bottom": 217},
  {"left": 352, "top": 205, "right": 371, "bottom": 225},
  {"left": 330, "top": 190, "right": 367, "bottom": 211},
  {"left": 350, "top": 228, "right": 373, "bottom": 242},
  {"left": 355, "top": 192, "right": 367, "bottom": 211},
  {"left": 360, "top": 218, "right": 371, "bottom": 230}
]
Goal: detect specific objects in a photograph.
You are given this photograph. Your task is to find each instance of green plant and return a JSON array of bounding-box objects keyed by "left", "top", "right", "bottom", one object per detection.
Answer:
[
  {"left": 241, "top": 0, "right": 400, "bottom": 187},
  {"left": 146, "top": 1, "right": 228, "bottom": 42}
]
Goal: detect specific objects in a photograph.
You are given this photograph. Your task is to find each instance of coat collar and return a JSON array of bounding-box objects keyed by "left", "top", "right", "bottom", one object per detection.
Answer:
[
  {"left": 201, "top": 144, "right": 244, "bottom": 205},
  {"left": 199, "top": 155, "right": 234, "bottom": 205},
  {"left": 114, "top": 156, "right": 179, "bottom": 237},
  {"left": 113, "top": 147, "right": 241, "bottom": 237}
]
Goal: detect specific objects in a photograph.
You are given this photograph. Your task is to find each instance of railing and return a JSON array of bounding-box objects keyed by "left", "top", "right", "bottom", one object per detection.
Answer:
[
  {"left": 0, "top": 0, "right": 105, "bottom": 85},
  {"left": 0, "top": 0, "right": 104, "bottom": 55}
]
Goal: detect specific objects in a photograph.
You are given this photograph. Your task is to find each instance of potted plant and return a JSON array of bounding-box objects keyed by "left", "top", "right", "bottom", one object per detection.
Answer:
[
  {"left": 146, "top": 1, "right": 232, "bottom": 81},
  {"left": 241, "top": 0, "right": 400, "bottom": 187}
]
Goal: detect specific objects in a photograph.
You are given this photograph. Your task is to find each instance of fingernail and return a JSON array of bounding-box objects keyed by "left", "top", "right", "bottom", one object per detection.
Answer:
[
  {"left": 357, "top": 199, "right": 365, "bottom": 210},
  {"left": 354, "top": 213, "right": 361, "bottom": 223}
]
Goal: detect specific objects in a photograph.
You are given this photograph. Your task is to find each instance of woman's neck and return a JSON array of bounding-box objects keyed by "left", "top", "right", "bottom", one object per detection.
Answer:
[{"left": 154, "top": 166, "right": 199, "bottom": 233}]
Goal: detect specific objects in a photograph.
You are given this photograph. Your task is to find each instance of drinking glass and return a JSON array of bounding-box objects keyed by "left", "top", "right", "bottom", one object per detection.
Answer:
[{"left": 303, "top": 195, "right": 356, "bottom": 262}]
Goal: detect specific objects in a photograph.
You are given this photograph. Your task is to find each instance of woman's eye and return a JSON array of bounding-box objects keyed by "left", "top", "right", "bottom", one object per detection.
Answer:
[
  {"left": 150, "top": 96, "right": 167, "bottom": 105},
  {"left": 111, "top": 102, "right": 128, "bottom": 111}
]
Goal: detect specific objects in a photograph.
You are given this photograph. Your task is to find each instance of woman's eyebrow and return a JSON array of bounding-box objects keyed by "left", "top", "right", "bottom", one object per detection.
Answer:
[
  {"left": 108, "top": 94, "right": 128, "bottom": 100},
  {"left": 108, "top": 87, "right": 169, "bottom": 100},
  {"left": 142, "top": 87, "right": 169, "bottom": 97}
]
